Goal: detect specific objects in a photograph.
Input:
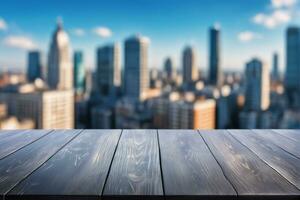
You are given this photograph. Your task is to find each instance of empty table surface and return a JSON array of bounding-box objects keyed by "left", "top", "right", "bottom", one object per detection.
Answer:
[{"left": 0, "top": 129, "right": 299, "bottom": 200}]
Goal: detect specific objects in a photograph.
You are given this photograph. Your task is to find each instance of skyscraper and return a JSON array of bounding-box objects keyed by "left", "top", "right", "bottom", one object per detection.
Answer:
[
  {"left": 47, "top": 19, "right": 73, "bottom": 90},
  {"left": 164, "top": 57, "right": 174, "bottom": 80},
  {"left": 245, "top": 58, "right": 270, "bottom": 111},
  {"left": 124, "top": 35, "right": 149, "bottom": 101},
  {"left": 27, "top": 51, "right": 42, "bottom": 82},
  {"left": 272, "top": 52, "right": 279, "bottom": 81},
  {"left": 209, "top": 25, "right": 222, "bottom": 86},
  {"left": 73, "top": 51, "right": 85, "bottom": 95},
  {"left": 182, "top": 46, "right": 197, "bottom": 85},
  {"left": 97, "top": 44, "right": 121, "bottom": 96},
  {"left": 285, "top": 26, "right": 300, "bottom": 108}
]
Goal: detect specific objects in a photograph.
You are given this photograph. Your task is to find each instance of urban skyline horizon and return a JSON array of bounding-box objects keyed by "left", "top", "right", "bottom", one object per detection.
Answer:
[{"left": 1, "top": 0, "right": 300, "bottom": 72}]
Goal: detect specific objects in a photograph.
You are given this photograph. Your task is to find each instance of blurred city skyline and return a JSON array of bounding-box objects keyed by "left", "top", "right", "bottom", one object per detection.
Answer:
[{"left": 1, "top": 0, "right": 300, "bottom": 72}]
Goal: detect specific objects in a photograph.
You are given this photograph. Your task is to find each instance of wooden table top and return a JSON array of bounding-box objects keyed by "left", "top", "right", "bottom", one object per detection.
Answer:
[{"left": 0, "top": 129, "right": 299, "bottom": 200}]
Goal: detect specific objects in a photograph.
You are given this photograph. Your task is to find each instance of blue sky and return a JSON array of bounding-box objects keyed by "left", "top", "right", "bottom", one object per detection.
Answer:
[{"left": 0, "top": 0, "right": 299, "bottom": 72}]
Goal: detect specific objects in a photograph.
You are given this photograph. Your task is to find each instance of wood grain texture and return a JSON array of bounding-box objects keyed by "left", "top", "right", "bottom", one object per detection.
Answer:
[
  {"left": 200, "top": 130, "right": 300, "bottom": 196},
  {"left": 7, "top": 130, "right": 121, "bottom": 200},
  {"left": 158, "top": 130, "right": 236, "bottom": 198},
  {"left": 273, "top": 129, "right": 300, "bottom": 142},
  {"left": 252, "top": 129, "right": 300, "bottom": 159},
  {"left": 0, "top": 130, "right": 51, "bottom": 160},
  {"left": 0, "top": 130, "right": 28, "bottom": 142},
  {"left": 0, "top": 130, "right": 81, "bottom": 197},
  {"left": 103, "top": 129, "right": 163, "bottom": 198},
  {"left": 229, "top": 129, "right": 300, "bottom": 190}
]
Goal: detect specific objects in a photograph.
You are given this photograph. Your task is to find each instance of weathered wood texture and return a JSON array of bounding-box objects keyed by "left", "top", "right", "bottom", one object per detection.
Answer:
[
  {"left": 103, "top": 130, "right": 163, "bottom": 198},
  {"left": 0, "top": 129, "right": 300, "bottom": 200},
  {"left": 0, "top": 130, "right": 81, "bottom": 197},
  {"left": 229, "top": 129, "right": 300, "bottom": 190},
  {"left": 158, "top": 130, "right": 236, "bottom": 198},
  {"left": 0, "top": 130, "right": 50, "bottom": 160},
  {"left": 199, "top": 130, "right": 300, "bottom": 197},
  {"left": 8, "top": 130, "right": 121, "bottom": 200}
]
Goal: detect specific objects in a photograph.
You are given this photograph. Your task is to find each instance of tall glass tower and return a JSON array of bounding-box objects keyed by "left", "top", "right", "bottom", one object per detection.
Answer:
[
  {"left": 73, "top": 51, "right": 85, "bottom": 95},
  {"left": 285, "top": 27, "right": 300, "bottom": 108},
  {"left": 209, "top": 25, "right": 222, "bottom": 87},
  {"left": 27, "top": 51, "right": 42, "bottom": 82},
  {"left": 96, "top": 44, "right": 121, "bottom": 96},
  {"left": 182, "top": 46, "right": 198, "bottom": 85},
  {"left": 124, "top": 35, "right": 149, "bottom": 102}
]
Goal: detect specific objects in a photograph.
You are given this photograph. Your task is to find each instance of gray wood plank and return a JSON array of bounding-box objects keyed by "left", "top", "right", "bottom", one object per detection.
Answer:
[
  {"left": 252, "top": 129, "right": 300, "bottom": 159},
  {"left": 103, "top": 129, "right": 163, "bottom": 198},
  {"left": 229, "top": 129, "right": 300, "bottom": 190},
  {"left": 0, "top": 130, "right": 81, "bottom": 198},
  {"left": 158, "top": 129, "right": 236, "bottom": 198},
  {"left": 273, "top": 129, "right": 300, "bottom": 142},
  {"left": 7, "top": 130, "right": 121, "bottom": 200},
  {"left": 0, "top": 130, "right": 28, "bottom": 141},
  {"left": 200, "top": 130, "right": 300, "bottom": 196},
  {"left": 0, "top": 130, "right": 51, "bottom": 160}
]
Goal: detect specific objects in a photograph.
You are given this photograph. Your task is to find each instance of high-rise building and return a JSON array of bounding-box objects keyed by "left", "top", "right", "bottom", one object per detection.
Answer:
[
  {"left": 244, "top": 58, "right": 270, "bottom": 111},
  {"left": 47, "top": 19, "right": 73, "bottom": 90},
  {"left": 182, "top": 46, "right": 198, "bottom": 85},
  {"left": 0, "top": 89, "right": 74, "bottom": 129},
  {"left": 96, "top": 44, "right": 121, "bottom": 96},
  {"left": 164, "top": 57, "right": 174, "bottom": 80},
  {"left": 73, "top": 51, "right": 85, "bottom": 95},
  {"left": 209, "top": 25, "right": 222, "bottom": 86},
  {"left": 169, "top": 99, "right": 216, "bottom": 129},
  {"left": 272, "top": 52, "right": 279, "bottom": 81},
  {"left": 27, "top": 51, "right": 42, "bottom": 82},
  {"left": 124, "top": 35, "right": 149, "bottom": 101},
  {"left": 285, "top": 26, "right": 300, "bottom": 108}
]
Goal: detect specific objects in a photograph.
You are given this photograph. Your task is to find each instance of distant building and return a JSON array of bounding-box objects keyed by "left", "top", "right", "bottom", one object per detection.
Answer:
[
  {"left": 48, "top": 20, "right": 73, "bottom": 90},
  {"left": 182, "top": 46, "right": 198, "bottom": 85},
  {"left": 164, "top": 57, "right": 174, "bottom": 80},
  {"left": 27, "top": 51, "right": 42, "bottom": 82},
  {"left": 0, "top": 89, "right": 74, "bottom": 129},
  {"left": 124, "top": 35, "right": 149, "bottom": 102},
  {"left": 209, "top": 25, "right": 222, "bottom": 86},
  {"left": 272, "top": 52, "right": 280, "bottom": 81},
  {"left": 244, "top": 58, "right": 270, "bottom": 111},
  {"left": 73, "top": 51, "right": 85, "bottom": 95},
  {"left": 91, "top": 106, "right": 113, "bottom": 129},
  {"left": 285, "top": 26, "right": 300, "bottom": 108},
  {"left": 169, "top": 99, "right": 216, "bottom": 129},
  {"left": 151, "top": 92, "right": 216, "bottom": 129},
  {"left": 115, "top": 98, "right": 152, "bottom": 128},
  {"left": 96, "top": 44, "right": 121, "bottom": 96}
]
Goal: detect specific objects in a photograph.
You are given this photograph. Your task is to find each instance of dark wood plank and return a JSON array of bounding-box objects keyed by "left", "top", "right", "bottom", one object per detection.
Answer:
[
  {"left": 158, "top": 130, "right": 236, "bottom": 198},
  {"left": 0, "top": 130, "right": 81, "bottom": 198},
  {"left": 7, "top": 130, "right": 121, "bottom": 200},
  {"left": 273, "top": 129, "right": 300, "bottom": 142},
  {"left": 252, "top": 129, "right": 300, "bottom": 159},
  {"left": 229, "top": 129, "right": 300, "bottom": 190},
  {"left": 200, "top": 130, "right": 300, "bottom": 197},
  {"left": 103, "top": 129, "right": 163, "bottom": 198},
  {"left": 0, "top": 130, "right": 51, "bottom": 160}
]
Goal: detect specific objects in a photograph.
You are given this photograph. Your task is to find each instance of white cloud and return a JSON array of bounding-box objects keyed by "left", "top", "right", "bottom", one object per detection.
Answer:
[
  {"left": 93, "top": 27, "right": 112, "bottom": 38},
  {"left": 0, "top": 18, "right": 7, "bottom": 30},
  {"left": 72, "top": 28, "right": 85, "bottom": 36},
  {"left": 3, "top": 36, "right": 37, "bottom": 50},
  {"left": 253, "top": 9, "right": 292, "bottom": 28},
  {"left": 238, "top": 31, "right": 262, "bottom": 42},
  {"left": 271, "top": 0, "right": 297, "bottom": 8}
]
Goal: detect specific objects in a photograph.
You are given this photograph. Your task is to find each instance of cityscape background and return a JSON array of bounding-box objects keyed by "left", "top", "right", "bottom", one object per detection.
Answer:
[{"left": 0, "top": 0, "right": 299, "bottom": 129}]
